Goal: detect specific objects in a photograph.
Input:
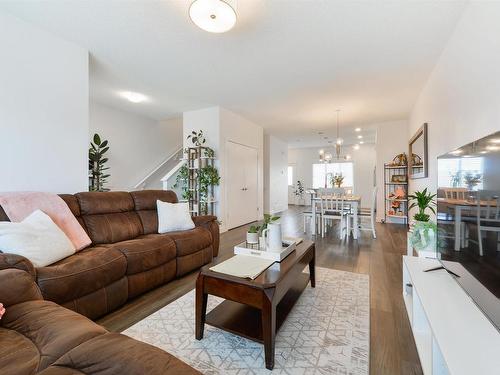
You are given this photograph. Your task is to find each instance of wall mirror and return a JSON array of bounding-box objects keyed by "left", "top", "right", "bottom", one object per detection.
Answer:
[{"left": 409, "top": 123, "right": 428, "bottom": 179}]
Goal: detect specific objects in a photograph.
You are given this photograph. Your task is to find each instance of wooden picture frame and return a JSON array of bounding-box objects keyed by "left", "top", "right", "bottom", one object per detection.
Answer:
[{"left": 409, "top": 123, "right": 428, "bottom": 179}]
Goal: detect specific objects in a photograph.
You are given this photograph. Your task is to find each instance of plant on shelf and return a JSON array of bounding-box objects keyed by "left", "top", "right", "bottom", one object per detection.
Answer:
[
  {"left": 187, "top": 130, "right": 206, "bottom": 147},
  {"left": 88, "top": 133, "right": 110, "bottom": 192},
  {"left": 173, "top": 164, "right": 191, "bottom": 200},
  {"left": 331, "top": 174, "right": 344, "bottom": 188},
  {"left": 203, "top": 147, "right": 215, "bottom": 158},
  {"left": 408, "top": 188, "right": 436, "bottom": 222},
  {"left": 198, "top": 165, "right": 221, "bottom": 215}
]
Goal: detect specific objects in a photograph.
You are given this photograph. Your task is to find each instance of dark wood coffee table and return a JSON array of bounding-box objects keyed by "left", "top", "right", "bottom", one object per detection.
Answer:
[{"left": 195, "top": 240, "right": 315, "bottom": 370}]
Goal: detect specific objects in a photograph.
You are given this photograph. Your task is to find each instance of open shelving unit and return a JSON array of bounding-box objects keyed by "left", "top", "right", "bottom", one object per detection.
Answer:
[
  {"left": 185, "top": 146, "right": 216, "bottom": 216},
  {"left": 383, "top": 163, "right": 408, "bottom": 224}
]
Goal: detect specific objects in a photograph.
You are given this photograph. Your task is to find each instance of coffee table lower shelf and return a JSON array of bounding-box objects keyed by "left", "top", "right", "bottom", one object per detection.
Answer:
[{"left": 204, "top": 272, "right": 310, "bottom": 343}]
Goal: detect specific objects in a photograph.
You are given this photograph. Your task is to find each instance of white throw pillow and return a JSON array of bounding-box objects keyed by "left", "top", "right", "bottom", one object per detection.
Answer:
[
  {"left": 0, "top": 210, "right": 75, "bottom": 267},
  {"left": 157, "top": 200, "right": 195, "bottom": 233}
]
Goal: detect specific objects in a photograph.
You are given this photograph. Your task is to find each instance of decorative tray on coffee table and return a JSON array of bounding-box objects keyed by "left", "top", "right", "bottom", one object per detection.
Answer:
[{"left": 234, "top": 237, "right": 302, "bottom": 262}]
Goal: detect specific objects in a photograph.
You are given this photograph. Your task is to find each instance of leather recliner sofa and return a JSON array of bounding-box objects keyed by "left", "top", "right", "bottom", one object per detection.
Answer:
[
  {"left": 0, "top": 190, "right": 219, "bottom": 320},
  {"left": 0, "top": 258, "right": 200, "bottom": 374}
]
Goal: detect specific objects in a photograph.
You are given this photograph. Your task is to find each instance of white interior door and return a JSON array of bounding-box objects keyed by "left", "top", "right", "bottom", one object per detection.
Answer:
[{"left": 226, "top": 141, "right": 259, "bottom": 229}]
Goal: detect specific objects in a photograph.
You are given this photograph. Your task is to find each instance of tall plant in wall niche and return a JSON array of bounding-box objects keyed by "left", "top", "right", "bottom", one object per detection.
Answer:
[{"left": 88, "top": 133, "right": 110, "bottom": 192}]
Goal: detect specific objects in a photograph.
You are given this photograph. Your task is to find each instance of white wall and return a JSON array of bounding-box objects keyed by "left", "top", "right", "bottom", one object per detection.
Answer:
[
  {"left": 409, "top": 2, "right": 500, "bottom": 216},
  {"left": 375, "top": 120, "right": 409, "bottom": 222},
  {"left": 183, "top": 107, "right": 264, "bottom": 232},
  {"left": 264, "top": 135, "right": 288, "bottom": 214},
  {"left": 0, "top": 12, "right": 88, "bottom": 193},
  {"left": 288, "top": 144, "right": 376, "bottom": 208},
  {"left": 90, "top": 102, "right": 182, "bottom": 191}
]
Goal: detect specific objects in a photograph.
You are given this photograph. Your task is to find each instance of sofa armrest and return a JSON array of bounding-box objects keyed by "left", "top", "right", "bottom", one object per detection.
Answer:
[
  {"left": 192, "top": 215, "right": 217, "bottom": 227},
  {"left": 192, "top": 215, "right": 220, "bottom": 257},
  {"left": 0, "top": 252, "right": 36, "bottom": 279},
  {"left": 0, "top": 268, "right": 43, "bottom": 308}
]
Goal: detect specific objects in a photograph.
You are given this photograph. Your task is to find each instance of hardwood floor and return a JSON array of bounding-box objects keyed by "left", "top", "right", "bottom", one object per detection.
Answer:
[{"left": 98, "top": 205, "right": 422, "bottom": 375}]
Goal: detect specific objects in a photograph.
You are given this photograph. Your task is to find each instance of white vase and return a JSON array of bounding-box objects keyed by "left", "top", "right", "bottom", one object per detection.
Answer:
[{"left": 262, "top": 223, "right": 282, "bottom": 252}]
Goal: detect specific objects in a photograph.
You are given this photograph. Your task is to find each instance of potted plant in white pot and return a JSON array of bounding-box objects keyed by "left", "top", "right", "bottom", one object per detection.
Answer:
[
  {"left": 246, "top": 225, "right": 260, "bottom": 244},
  {"left": 408, "top": 188, "right": 437, "bottom": 255}
]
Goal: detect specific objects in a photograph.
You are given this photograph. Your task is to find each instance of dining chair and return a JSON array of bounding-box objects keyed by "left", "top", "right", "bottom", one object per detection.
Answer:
[
  {"left": 351, "top": 186, "right": 377, "bottom": 239},
  {"left": 303, "top": 199, "right": 321, "bottom": 234},
  {"left": 320, "top": 195, "right": 349, "bottom": 239},
  {"left": 476, "top": 193, "right": 500, "bottom": 256},
  {"left": 444, "top": 188, "right": 467, "bottom": 200}
]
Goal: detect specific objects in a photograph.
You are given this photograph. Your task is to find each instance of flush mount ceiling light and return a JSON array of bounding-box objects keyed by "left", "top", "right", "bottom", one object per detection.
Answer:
[
  {"left": 355, "top": 128, "right": 361, "bottom": 132},
  {"left": 357, "top": 135, "right": 363, "bottom": 139},
  {"left": 353, "top": 144, "right": 360, "bottom": 150},
  {"left": 189, "top": 0, "right": 236, "bottom": 33},
  {"left": 120, "top": 91, "right": 148, "bottom": 103}
]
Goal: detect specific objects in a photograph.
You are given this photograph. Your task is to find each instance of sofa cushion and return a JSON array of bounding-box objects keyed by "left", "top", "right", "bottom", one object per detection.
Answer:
[
  {"left": 39, "top": 333, "right": 200, "bottom": 375},
  {"left": 82, "top": 212, "right": 143, "bottom": 244},
  {"left": 131, "top": 190, "right": 178, "bottom": 235},
  {"left": 112, "top": 235, "right": 176, "bottom": 275},
  {"left": 37, "top": 246, "right": 126, "bottom": 304},
  {"left": 1, "top": 300, "right": 107, "bottom": 371},
  {"left": 76, "top": 192, "right": 135, "bottom": 215},
  {"left": 131, "top": 190, "right": 178, "bottom": 211},
  {"left": 166, "top": 227, "right": 212, "bottom": 257},
  {"left": 0, "top": 327, "right": 39, "bottom": 375}
]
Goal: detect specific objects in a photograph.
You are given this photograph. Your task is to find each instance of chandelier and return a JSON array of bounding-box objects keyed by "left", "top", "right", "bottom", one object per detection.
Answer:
[{"left": 318, "top": 110, "right": 351, "bottom": 163}]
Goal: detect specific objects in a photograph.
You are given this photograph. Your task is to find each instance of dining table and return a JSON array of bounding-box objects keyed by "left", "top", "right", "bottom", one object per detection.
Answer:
[
  {"left": 310, "top": 195, "right": 362, "bottom": 239},
  {"left": 438, "top": 197, "right": 498, "bottom": 251}
]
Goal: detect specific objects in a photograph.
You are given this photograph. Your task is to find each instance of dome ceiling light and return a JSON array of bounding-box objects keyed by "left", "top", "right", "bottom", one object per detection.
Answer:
[{"left": 189, "top": 0, "right": 237, "bottom": 33}]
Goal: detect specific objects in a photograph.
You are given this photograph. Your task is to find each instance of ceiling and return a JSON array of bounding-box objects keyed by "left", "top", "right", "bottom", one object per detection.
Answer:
[{"left": 0, "top": 0, "right": 467, "bottom": 145}]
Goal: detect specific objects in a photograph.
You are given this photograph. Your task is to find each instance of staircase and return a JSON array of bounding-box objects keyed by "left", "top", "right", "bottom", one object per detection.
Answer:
[{"left": 133, "top": 147, "right": 185, "bottom": 191}]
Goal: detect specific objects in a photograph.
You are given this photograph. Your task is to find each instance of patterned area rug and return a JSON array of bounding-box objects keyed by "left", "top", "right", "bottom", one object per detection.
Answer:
[{"left": 124, "top": 267, "right": 369, "bottom": 374}]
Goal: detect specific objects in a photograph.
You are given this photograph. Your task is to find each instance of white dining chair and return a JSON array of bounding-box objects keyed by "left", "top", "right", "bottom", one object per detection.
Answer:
[
  {"left": 303, "top": 200, "right": 321, "bottom": 234},
  {"left": 321, "top": 196, "right": 349, "bottom": 239},
  {"left": 476, "top": 193, "right": 500, "bottom": 256},
  {"left": 351, "top": 186, "right": 377, "bottom": 239}
]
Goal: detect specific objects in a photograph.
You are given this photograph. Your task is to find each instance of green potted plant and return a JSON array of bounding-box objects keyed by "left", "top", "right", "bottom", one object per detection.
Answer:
[
  {"left": 408, "top": 188, "right": 437, "bottom": 254},
  {"left": 247, "top": 225, "right": 260, "bottom": 244},
  {"left": 88, "top": 133, "right": 110, "bottom": 192},
  {"left": 408, "top": 188, "right": 436, "bottom": 222}
]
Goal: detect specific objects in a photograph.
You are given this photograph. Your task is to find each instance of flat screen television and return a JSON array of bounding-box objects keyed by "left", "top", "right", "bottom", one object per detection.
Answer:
[{"left": 437, "top": 130, "right": 500, "bottom": 331}]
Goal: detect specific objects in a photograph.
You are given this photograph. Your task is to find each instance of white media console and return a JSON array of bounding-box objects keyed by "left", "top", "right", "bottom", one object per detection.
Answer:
[{"left": 402, "top": 256, "right": 500, "bottom": 375}]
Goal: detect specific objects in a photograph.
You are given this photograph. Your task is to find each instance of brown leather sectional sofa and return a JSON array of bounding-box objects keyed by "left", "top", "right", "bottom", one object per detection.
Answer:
[
  {"left": 0, "top": 190, "right": 219, "bottom": 320},
  {"left": 0, "top": 259, "right": 199, "bottom": 374},
  {"left": 0, "top": 190, "right": 218, "bottom": 374}
]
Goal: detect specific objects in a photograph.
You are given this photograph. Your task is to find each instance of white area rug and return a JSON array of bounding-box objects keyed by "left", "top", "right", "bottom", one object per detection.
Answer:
[{"left": 124, "top": 267, "right": 369, "bottom": 374}]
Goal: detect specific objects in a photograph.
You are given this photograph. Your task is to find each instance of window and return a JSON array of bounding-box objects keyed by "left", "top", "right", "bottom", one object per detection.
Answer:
[
  {"left": 438, "top": 157, "right": 483, "bottom": 189},
  {"left": 312, "top": 162, "right": 354, "bottom": 189},
  {"left": 287, "top": 165, "right": 294, "bottom": 186}
]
